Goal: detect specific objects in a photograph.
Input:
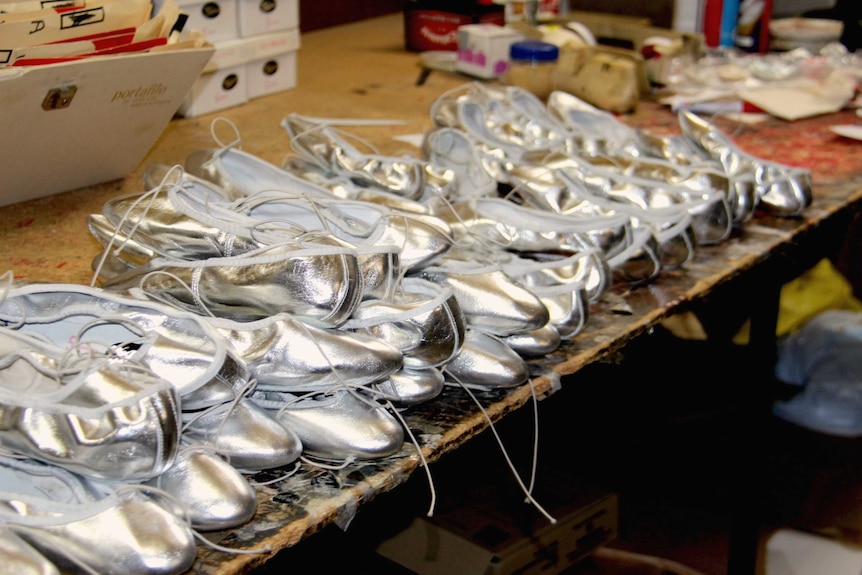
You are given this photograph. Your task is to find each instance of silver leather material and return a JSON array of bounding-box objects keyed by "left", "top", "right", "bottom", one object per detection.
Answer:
[
  {"left": 185, "top": 146, "right": 338, "bottom": 201},
  {"left": 431, "top": 199, "right": 616, "bottom": 301},
  {"left": 0, "top": 328, "right": 180, "bottom": 482},
  {"left": 251, "top": 389, "right": 405, "bottom": 461},
  {"left": 418, "top": 256, "right": 550, "bottom": 337},
  {"left": 443, "top": 329, "right": 530, "bottom": 389},
  {"left": 501, "top": 322, "right": 562, "bottom": 357},
  {"left": 100, "top": 240, "right": 363, "bottom": 327},
  {"left": 99, "top": 171, "right": 399, "bottom": 303},
  {"left": 343, "top": 276, "right": 466, "bottom": 370},
  {"left": 498, "top": 251, "right": 591, "bottom": 340},
  {"left": 678, "top": 109, "right": 812, "bottom": 217},
  {"left": 0, "top": 282, "right": 306, "bottom": 473},
  {"left": 0, "top": 524, "right": 60, "bottom": 575},
  {"left": 206, "top": 312, "right": 404, "bottom": 392},
  {"left": 0, "top": 456, "right": 197, "bottom": 575},
  {"left": 181, "top": 396, "right": 303, "bottom": 471},
  {"left": 145, "top": 446, "right": 257, "bottom": 531},
  {"left": 232, "top": 191, "right": 454, "bottom": 274},
  {"left": 373, "top": 366, "right": 445, "bottom": 407},
  {"left": 0, "top": 282, "right": 232, "bottom": 400},
  {"left": 282, "top": 114, "right": 448, "bottom": 202}
]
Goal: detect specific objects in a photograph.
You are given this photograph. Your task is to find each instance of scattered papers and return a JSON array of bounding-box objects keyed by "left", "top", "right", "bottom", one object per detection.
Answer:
[
  {"left": 657, "top": 47, "right": 862, "bottom": 122},
  {"left": 0, "top": 0, "right": 195, "bottom": 66}
]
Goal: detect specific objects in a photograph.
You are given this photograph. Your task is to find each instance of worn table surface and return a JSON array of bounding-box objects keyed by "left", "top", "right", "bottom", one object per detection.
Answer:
[{"left": 2, "top": 13, "right": 862, "bottom": 575}]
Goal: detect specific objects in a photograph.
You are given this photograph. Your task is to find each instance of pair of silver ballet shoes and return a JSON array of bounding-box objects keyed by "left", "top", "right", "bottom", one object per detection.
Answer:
[{"left": 429, "top": 82, "right": 810, "bottom": 223}]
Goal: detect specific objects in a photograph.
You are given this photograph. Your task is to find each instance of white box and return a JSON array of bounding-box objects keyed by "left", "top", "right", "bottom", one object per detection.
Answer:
[
  {"left": 244, "top": 26, "right": 300, "bottom": 60},
  {"left": 178, "top": 0, "right": 239, "bottom": 43},
  {"left": 237, "top": 0, "right": 299, "bottom": 37},
  {"left": 0, "top": 45, "right": 214, "bottom": 207},
  {"left": 184, "top": 28, "right": 299, "bottom": 110},
  {"left": 201, "top": 36, "right": 251, "bottom": 73},
  {"left": 177, "top": 62, "right": 247, "bottom": 117},
  {"left": 455, "top": 23, "right": 523, "bottom": 79},
  {"left": 244, "top": 27, "right": 299, "bottom": 98},
  {"left": 246, "top": 49, "right": 296, "bottom": 99}
]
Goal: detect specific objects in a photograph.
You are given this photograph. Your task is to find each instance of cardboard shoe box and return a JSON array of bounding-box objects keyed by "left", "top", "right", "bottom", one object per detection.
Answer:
[
  {"left": 176, "top": 0, "right": 240, "bottom": 43},
  {"left": 237, "top": 0, "right": 298, "bottom": 37},
  {"left": 178, "top": 26, "right": 299, "bottom": 116},
  {"left": 376, "top": 476, "right": 618, "bottom": 575},
  {"left": 246, "top": 47, "right": 296, "bottom": 100},
  {"left": 0, "top": 45, "right": 215, "bottom": 208}
]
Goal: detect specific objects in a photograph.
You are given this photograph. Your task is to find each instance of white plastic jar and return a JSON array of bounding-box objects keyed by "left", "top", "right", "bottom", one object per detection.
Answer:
[{"left": 502, "top": 40, "right": 559, "bottom": 101}]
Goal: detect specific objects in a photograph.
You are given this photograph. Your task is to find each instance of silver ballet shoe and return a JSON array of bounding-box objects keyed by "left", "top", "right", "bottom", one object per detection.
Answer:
[
  {"left": 0, "top": 328, "right": 180, "bottom": 482},
  {"left": 546, "top": 91, "right": 758, "bottom": 227},
  {"left": 205, "top": 311, "right": 404, "bottom": 393},
  {"left": 550, "top": 153, "right": 733, "bottom": 245},
  {"left": 185, "top": 145, "right": 338, "bottom": 201},
  {"left": 678, "top": 109, "right": 812, "bottom": 216},
  {"left": 501, "top": 322, "right": 561, "bottom": 358},
  {"left": 100, "top": 240, "right": 364, "bottom": 327},
  {"left": 188, "top": 144, "right": 451, "bottom": 220},
  {"left": 0, "top": 455, "right": 196, "bottom": 575},
  {"left": 280, "top": 155, "right": 441, "bottom": 215},
  {"left": 281, "top": 113, "right": 449, "bottom": 202},
  {"left": 231, "top": 190, "right": 454, "bottom": 273},
  {"left": 443, "top": 328, "right": 530, "bottom": 390},
  {"left": 430, "top": 197, "right": 621, "bottom": 299},
  {"left": 421, "top": 125, "right": 499, "bottom": 204},
  {"left": 541, "top": 167, "right": 700, "bottom": 269},
  {"left": 342, "top": 276, "right": 466, "bottom": 371},
  {"left": 144, "top": 446, "right": 257, "bottom": 530},
  {"left": 250, "top": 389, "right": 405, "bottom": 461},
  {"left": 0, "top": 524, "right": 60, "bottom": 575},
  {"left": 447, "top": 84, "right": 569, "bottom": 161},
  {"left": 510, "top": 155, "right": 696, "bottom": 269},
  {"left": 373, "top": 366, "right": 446, "bottom": 407},
  {"left": 545, "top": 89, "right": 643, "bottom": 156},
  {"left": 497, "top": 250, "right": 591, "bottom": 339},
  {"left": 98, "top": 167, "right": 270, "bottom": 261},
  {"left": 181, "top": 389, "right": 304, "bottom": 472},
  {"left": 418, "top": 255, "right": 550, "bottom": 337}
]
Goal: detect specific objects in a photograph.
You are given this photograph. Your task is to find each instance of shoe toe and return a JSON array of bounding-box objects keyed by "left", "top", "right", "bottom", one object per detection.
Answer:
[
  {"left": 183, "top": 399, "right": 303, "bottom": 471},
  {"left": 152, "top": 448, "right": 257, "bottom": 531}
]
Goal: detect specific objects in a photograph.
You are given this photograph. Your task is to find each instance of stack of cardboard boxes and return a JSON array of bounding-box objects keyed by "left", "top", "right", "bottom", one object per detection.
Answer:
[{"left": 177, "top": 0, "right": 300, "bottom": 116}]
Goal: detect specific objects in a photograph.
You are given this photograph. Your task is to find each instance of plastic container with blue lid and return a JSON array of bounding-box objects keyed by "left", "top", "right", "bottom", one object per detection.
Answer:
[{"left": 503, "top": 40, "right": 559, "bottom": 100}]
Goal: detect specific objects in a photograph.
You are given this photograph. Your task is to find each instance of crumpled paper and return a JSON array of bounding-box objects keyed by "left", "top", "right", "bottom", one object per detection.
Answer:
[{"left": 738, "top": 68, "right": 858, "bottom": 121}]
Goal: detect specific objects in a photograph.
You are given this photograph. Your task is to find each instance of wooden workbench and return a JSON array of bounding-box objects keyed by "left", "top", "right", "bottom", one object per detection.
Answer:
[{"left": 3, "top": 13, "right": 862, "bottom": 575}]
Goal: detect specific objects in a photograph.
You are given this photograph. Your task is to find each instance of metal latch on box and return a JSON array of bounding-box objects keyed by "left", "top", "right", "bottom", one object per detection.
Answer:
[{"left": 42, "top": 86, "right": 77, "bottom": 110}]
